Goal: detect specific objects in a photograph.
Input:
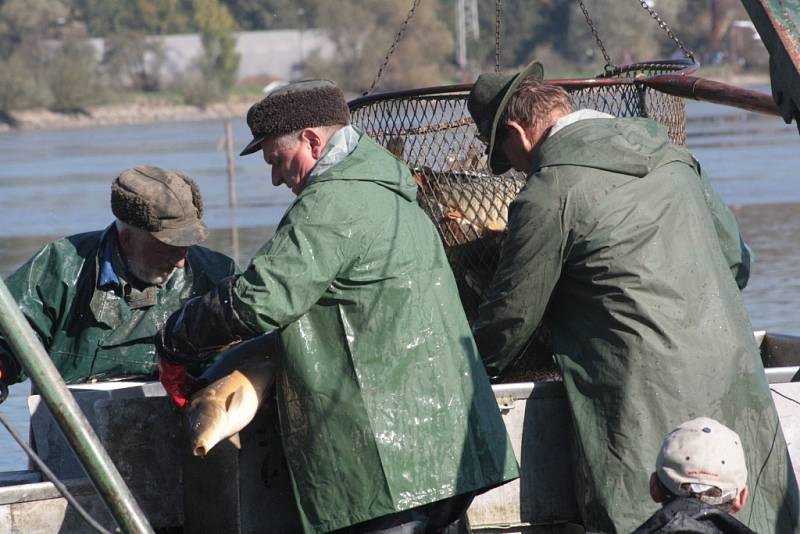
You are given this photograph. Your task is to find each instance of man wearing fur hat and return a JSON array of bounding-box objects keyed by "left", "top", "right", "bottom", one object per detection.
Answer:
[
  {"left": 0, "top": 166, "right": 237, "bottom": 389},
  {"left": 465, "top": 62, "right": 798, "bottom": 532},
  {"left": 155, "top": 80, "right": 519, "bottom": 533}
]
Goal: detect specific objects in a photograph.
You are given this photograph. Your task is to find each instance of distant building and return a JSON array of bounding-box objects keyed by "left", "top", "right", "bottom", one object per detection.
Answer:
[{"left": 89, "top": 29, "right": 334, "bottom": 87}]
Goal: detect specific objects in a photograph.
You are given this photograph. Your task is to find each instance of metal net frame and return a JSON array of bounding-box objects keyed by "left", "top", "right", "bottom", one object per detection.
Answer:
[{"left": 349, "top": 60, "right": 696, "bottom": 381}]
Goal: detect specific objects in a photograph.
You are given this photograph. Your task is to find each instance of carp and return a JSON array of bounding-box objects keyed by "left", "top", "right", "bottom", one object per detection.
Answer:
[
  {"left": 414, "top": 168, "right": 524, "bottom": 239},
  {"left": 187, "top": 336, "right": 278, "bottom": 457}
]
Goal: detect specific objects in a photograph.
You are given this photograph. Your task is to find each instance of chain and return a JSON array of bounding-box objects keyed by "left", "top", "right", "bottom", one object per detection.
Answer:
[
  {"left": 363, "top": 0, "right": 422, "bottom": 96},
  {"left": 636, "top": 0, "right": 695, "bottom": 62},
  {"left": 495, "top": 0, "right": 503, "bottom": 72},
  {"left": 578, "top": 0, "right": 617, "bottom": 73}
]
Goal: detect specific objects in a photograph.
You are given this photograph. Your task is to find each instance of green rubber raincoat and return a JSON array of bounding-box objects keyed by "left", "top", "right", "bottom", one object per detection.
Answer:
[
  {"left": 0, "top": 225, "right": 237, "bottom": 384},
  {"left": 160, "top": 130, "right": 519, "bottom": 533},
  {"left": 473, "top": 116, "right": 799, "bottom": 532}
]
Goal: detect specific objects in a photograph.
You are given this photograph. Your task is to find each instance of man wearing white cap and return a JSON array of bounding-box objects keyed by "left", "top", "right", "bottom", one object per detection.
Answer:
[{"left": 635, "top": 417, "right": 754, "bottom": 533}]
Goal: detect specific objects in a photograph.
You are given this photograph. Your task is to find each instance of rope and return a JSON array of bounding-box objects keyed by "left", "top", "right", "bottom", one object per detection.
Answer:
[
  {"left": 0, "top": 412, "right": 114, "bottom": 534},
  {"left": 771, "top": 387, "right": 800, "bottom": 406},
  {"left": 636, "top": 0, "right": 696, "bottom": 62},
  {"left": 363, "top": 0, "right": 422, "bottom": 96},
  {"left": 577, "top": 0, "right": 617, "bottom": 73},
  {"left": 494, "top": 0, "right": 503, "bottom": 72}
]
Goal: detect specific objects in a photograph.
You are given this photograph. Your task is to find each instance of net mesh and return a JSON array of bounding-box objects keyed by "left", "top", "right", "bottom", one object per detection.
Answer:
[{"left": 349, "top": 61, "right": 693, "bottom": 381}]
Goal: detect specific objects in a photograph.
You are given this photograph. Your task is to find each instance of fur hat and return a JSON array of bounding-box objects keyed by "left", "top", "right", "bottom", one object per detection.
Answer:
[
  {"left": 240, "top": 79, "right": 351, "bottom": 156},
  {"left": 111, "top": 165, "right": 208, "bottom": 246}
]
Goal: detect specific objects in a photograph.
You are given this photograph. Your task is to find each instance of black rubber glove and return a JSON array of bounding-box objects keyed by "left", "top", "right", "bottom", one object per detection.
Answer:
[{"left": 155, "top": 275, "right": 259, "bottom": 366}]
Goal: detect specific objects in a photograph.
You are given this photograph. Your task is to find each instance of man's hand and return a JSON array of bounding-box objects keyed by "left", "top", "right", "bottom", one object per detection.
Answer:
[{"left": 158, "top": 357, "right": 196, "bottom": 409}]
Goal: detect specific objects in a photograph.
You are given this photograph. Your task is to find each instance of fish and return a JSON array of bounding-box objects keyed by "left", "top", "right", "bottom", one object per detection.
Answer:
[
  {"left": 414, "top": 168, "right": 524, "bottom": 240},
  {"left": 187, "top": 335, "right": 278, "bottom": 457},
  {"left": 413, "top": 167, "right": 559, "bottom": 383}
]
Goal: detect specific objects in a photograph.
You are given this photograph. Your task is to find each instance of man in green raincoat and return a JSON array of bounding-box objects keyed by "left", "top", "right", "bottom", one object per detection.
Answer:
[
  {"left": 155, "top": 80, "right": 519, "bottom": 533},
  {"left": 0, "top": 166, "right": 237, "bottom": 388},
  {"left": 465, "top": 61, "right": 799, "bottom": 532}
]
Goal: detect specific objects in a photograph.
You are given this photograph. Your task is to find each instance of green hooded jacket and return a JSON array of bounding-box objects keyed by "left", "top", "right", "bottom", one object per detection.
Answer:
[
  {"left": 229, "top": 132, "right": 519, "bottom": 532},
  {"left": 473, "top": 117, "right": 799, "bottom": 533},
  {"left": 0, "top": 225, "right": 237, "bottom": 384}
]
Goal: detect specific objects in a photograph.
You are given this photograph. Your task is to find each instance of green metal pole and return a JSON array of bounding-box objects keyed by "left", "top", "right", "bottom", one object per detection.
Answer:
[{"left": 0, "top": 277, "right": 154, "bottom": 534}]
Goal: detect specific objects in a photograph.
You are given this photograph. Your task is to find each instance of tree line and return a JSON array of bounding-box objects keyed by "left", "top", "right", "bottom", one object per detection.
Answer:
[{"left": 0, "top": 0, "right": 764, "bottom": 114}]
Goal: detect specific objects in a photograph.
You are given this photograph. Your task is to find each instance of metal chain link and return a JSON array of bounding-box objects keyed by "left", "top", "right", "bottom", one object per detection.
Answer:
[
  {"left": 363, "top": 0, "right": 422, "bottom": 96},
  {"left": 495, "top": 0, "right": 503, "bottom": 72},
  {"left": 636, "top": 0, "right": 695, "bottom": 62},
  {"left": 577, "top": 0, "right": 617, "bottom": 73}
]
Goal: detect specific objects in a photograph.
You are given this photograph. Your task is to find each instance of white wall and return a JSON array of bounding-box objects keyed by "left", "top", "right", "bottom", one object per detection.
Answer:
[{"left": 90, "top": 29, "right": 334, "bottom": 85}]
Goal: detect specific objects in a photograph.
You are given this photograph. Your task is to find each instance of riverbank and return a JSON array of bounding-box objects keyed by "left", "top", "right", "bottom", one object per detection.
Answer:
[
  {"left": 0, "top": 70, "right": 772, "bottom": 134},
  {"left": 0, "top": 96, "right": 254, "bottom": 133}
]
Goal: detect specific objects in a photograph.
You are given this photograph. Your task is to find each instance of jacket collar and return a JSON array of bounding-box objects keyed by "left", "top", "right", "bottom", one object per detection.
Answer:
[{"left": 307, "top": 125, "right": 361, "bottom": 181}]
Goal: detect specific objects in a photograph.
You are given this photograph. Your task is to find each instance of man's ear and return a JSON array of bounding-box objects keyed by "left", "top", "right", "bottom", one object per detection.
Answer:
[
  {"left": 505, "top": 121, "right": 533, "bottom": 151},
  {"left": 649, "top": 472, "right": 668, "bottom": 503},
  {"left": 301, "top": 128, "right": 325, "bottom": 159},
  {"left": 730, "top": 484, "right": 749, "bottom": 513},
  {"left": 505, "top": 120, "right": 547, "bottom": 156}
]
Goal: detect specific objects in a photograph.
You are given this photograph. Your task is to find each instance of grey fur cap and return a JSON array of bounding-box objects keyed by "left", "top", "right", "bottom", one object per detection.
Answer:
[{"left": 240, "top": 80, "right": 351, "bottom": 155}]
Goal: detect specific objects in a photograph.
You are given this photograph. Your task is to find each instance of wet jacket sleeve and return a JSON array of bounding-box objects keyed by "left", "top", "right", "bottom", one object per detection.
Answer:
[
  {"left": 0, "top": 246, "right": 66, "bottom": 384},
  {"left": 158, "top": 189, "right": 355, "bottom": 363},
  {"left": 230, "top": 189, "right": 357, "bottom": 333},
  {"left": 473, "top": 178, "right": 565, "bottom": 379},
  {"left": 695, "top": 160, "right": 752, "bottom": 289},
  {"left": 155, "top": 275, "right": 259, "bottom": 364}
]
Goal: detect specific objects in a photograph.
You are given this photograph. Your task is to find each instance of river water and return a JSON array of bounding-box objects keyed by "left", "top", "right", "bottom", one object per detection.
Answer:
[{"left": 0, "top": 94, "right": 798, "bottom": 471}]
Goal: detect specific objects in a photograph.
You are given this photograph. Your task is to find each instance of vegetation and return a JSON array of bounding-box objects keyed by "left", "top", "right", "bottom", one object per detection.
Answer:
[
  {"left": 185, "top": 0, "right": 240, "bottom": 106},
  {"left": 0, "top": 0, "right": 768, "bottom": 114}
]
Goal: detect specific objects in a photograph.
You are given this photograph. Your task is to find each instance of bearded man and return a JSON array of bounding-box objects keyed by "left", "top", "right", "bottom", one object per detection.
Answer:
[{"left": 0, "top": 165, "right": 237, "bottom": 387}]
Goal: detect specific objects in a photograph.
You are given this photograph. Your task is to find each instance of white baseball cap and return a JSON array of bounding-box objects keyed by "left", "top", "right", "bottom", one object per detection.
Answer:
[{"left": 656, "top": 417, "right": 747, "bottom": 505}]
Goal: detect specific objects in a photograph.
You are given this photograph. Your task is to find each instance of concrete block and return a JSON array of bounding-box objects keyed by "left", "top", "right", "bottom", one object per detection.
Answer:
[
  {"left": 469, "top": 383, "right": 578, "bottom": 528},
  {"left": 27, "top": 382, "right": 182, "bottom": 530},
  {"left": 771, "top": 382, "right": 800, "bottom": 484},
  {"left": 28, "top": 382, "right": 166, "bottom": 479}
]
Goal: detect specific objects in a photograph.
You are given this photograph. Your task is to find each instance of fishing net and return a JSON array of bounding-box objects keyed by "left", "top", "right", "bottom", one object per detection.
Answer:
[{"left": 349, "top": 60, "right": 695, "bottom": 382}]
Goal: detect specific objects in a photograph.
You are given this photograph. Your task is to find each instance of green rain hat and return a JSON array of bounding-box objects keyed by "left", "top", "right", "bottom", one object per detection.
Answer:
[
  {"left": 240, "top": 79, "right": 351, "bottom": 156},
  {"left": 111, "top": 165, "right": 209, "bottom": 247},
  {"left": 467, "top": 61, "right": 544, "bottom": 174}
]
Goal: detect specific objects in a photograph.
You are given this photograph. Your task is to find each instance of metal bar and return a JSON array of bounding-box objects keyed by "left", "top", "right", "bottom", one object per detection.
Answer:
[
  {"left": 643, "top": 74, "right": 781, "bottom": 116},
  {"left": 0, "top": 278, "right": 154, "bottom": 534},
  {"left": 491, "top": 381, "right": 565, "bottom": 400},
  {"left": 0, "top": 479, "right": 97, "bottom": 506},
  {"left": 348, "top": 61, "right": 699, "bottom": 109},
  {"left": 740, "top": 0, "right": 800, "bottom": 130},
  {"left": 766, "top": 366, "right": 800, "bottom": 384}
]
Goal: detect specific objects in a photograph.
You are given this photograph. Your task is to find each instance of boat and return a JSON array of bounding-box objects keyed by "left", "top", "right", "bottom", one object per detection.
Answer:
[{"left": 0, "top": 331, "right": 796, "bottom": 533}]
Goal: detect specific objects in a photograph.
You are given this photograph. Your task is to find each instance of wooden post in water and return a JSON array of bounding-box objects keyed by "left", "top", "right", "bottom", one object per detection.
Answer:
[
  {"left": 225, "top": 120, "right": 237, "bottom": 208},
  {"left": 224, "top": 120, "right": 241, "bottom": 263}
]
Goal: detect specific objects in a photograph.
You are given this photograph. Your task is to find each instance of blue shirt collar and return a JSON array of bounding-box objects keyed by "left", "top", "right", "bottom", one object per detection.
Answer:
[{"left": 98, "top": 229, "right": 121, "bottom": 289}]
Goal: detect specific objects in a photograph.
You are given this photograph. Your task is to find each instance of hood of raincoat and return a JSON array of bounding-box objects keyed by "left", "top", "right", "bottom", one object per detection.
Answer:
[
  {"left": 633, "top": 497, "right": 756, "bottom": 534},
  {"left": 308, "top": 128, "right": 418, "bottom": 202},
  {"left": 534, "top": 117, "right": 696, "bottom": 178}
]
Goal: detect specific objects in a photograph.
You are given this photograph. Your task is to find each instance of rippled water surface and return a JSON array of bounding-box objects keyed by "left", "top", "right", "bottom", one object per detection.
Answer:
[{"left": 0, "top": 94, "right": 798, "bottom": 471}]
